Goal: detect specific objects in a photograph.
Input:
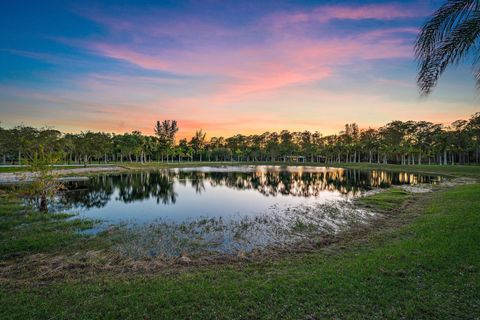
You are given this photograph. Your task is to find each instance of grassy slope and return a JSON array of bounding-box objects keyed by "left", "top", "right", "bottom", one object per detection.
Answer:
[{"left": 0, "top": 183, "right": 479, "bottom": 319}]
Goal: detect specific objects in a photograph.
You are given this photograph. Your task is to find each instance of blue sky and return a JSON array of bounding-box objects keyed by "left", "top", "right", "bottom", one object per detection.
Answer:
[{"left": 0, "top": 0, "right": 478, "bottom": 138}]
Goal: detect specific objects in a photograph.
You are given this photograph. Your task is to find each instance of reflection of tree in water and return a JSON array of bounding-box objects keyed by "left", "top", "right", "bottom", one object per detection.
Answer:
[
  {"left": 115, "top": 172, "right": 178, "bottom": 205},
  {"left": 59, "top": 175, "right": 114, "bottom": 210},
  {"left": 191, "top": 170, "right": 364, "bottom": 196},
  {"left": 178, "top": 169, "right": 439, "bottom": 197},
  {"left": 61, "top": 168, "right": 441, "bottom": 209},
  {"left": 180, "top": 171, "right": 206, "bottom": 194}
]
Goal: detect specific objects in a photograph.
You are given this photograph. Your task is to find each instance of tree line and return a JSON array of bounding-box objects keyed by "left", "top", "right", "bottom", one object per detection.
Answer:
[{"left": 1, "top": 112, "right": 479, "bottom": 166}]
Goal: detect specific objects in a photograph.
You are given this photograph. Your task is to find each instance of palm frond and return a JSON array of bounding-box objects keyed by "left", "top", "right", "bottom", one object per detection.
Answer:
[
  {"left": 418, "top": 12, "right": 480, "bottom": 94},
  {"left": 415, "top": 0, "right": 477, "bottom": 59},
  {"left": 415, "top": 0, "right": 480, "bottom": 95},
  {"left": 473, "top": 52, "right": 480, "bottom": 89}
]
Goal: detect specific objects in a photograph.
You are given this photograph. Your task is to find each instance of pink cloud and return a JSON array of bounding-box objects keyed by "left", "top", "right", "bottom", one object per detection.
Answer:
[
  {"left": 9, "top": 2, "right": 471, "bottom": 138},
  {"left": 54, "top": 2, "right": 423, "bottom": 113},
  {"left": 89, "top": 43, "right": 171, "bottom": 70},
  {"left": 260, "top": 3, "right": 427, "bottom": 30},
  {"left": 81, "top": 21, "right": 415, "bottom": 107},
  {"left": 22, "top": 4, "right": 423, "bottom": 138},
  {"left": 318, "top": 3, "right": 424, "bottom": 21}
]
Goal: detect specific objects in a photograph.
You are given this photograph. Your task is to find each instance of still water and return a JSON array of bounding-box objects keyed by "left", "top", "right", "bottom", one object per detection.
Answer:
[{"left": 60, "top": 165, "right": 440, "bottom": 224}]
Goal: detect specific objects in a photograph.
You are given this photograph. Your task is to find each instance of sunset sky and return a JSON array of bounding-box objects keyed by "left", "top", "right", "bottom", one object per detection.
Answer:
[{"left": 0, "top": 0, "right": 478, "bottom": 139}]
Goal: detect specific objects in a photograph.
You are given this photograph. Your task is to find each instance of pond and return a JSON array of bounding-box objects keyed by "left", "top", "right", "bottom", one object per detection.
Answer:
[{"left": 58, "top": 166, "right": 442, "bottom": 257}]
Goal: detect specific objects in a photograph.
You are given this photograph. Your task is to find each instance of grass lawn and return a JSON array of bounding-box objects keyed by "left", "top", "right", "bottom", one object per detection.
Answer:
[
  {"left": 356, "top": 188, "right": 411, "bottom": 211},
  {"left": 0, "top": 165, "right": 479, "bottom": 319}
]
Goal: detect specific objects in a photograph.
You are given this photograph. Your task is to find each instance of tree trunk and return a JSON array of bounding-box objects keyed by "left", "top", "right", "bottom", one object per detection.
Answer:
[{"left": 39, "top": 195, "right": 48, "bottom": 212}]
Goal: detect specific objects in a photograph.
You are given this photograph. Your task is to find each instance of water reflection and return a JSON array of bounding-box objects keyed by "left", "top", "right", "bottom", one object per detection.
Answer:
[
  {"left": 51, "top": 166, "right": 443, "bottom": 257},
  {"left": 59, "top": 166, "right": 441, "bottom": 223},
  {"left": 177, "top": 166, "right": 438, "bottom": 197}
]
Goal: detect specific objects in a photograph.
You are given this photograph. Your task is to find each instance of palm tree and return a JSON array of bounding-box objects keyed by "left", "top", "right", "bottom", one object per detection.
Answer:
[
  {"left": 415, "top": 0, "right": 480, "bottom": 95},
  {"left": 154, "top": 120, "right": 179, "bottom": 162},
  {"left": 190, "top": 130, "right": 206, "bottom": 161}
]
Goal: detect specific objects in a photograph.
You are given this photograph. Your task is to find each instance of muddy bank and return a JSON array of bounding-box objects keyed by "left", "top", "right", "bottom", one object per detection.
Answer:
[{"left": 0, "top": 166, "right": 125, "bottom": 184}]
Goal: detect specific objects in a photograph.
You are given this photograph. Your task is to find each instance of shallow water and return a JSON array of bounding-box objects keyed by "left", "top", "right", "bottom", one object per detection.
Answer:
[
  {"left": 59, "top": 165, "right": 440, "bottom": 224},
  {"left": 57, "top": 165, "right": 442, "bottom": 257}
]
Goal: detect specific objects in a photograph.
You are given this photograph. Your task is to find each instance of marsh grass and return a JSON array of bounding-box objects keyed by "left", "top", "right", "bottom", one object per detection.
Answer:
[
  {"left": 0, "top": 193, "right": 99, "bottom": 258},
  {"left": 113, "top": 200, "right": 378, "bottom": 259}
]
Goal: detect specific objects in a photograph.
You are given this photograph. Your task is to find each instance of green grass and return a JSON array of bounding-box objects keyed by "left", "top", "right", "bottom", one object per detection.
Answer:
[
  {"left": 0, "top": 183, "right": 479, "bottom": 319},
  {"left": 0, "top": 193, "right": 100, "bottom": 258},
  {"left": 357, "top": 188, "right": 411, "bottom": 211}
]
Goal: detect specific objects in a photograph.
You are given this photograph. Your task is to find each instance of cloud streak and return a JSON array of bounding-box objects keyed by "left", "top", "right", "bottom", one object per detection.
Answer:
[
  {"left": 1, "top": 1, "right": 476, "bottom": 138},
  {"left": 260, "top": 3, "right": 427, "bottom": 29},
  {"left": 73, "top": 3, "right": 421, "bottom": 107}
]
